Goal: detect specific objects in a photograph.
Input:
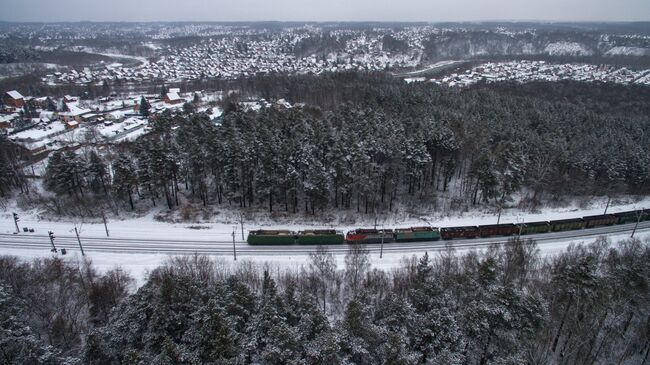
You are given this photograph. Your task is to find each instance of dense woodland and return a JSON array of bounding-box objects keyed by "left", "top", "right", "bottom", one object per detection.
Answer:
[
  {"left": 4, "top": 73, "right": 646, "bottom": 218},
  {"left": 2, "top": 237, "right": 649, "bottom": 364}
]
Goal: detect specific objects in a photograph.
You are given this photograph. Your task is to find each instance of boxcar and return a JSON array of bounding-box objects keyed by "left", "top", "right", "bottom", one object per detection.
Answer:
[
  {"left": 549, "top": 218, "right": 586, "bottom": 232},
  {"left": 517, "top": 221, "right": 551, "bottom": 235},
  {"left": 478, "top": 224, "right": 517, "bottom": 237},
  {"left": 613, "top": 211, "right": 639, "bottom": 225},
  {"left": 297, "top": 230, "right": 345, "bottom": 245},
  {"left": 394, "top": 227, "right": 441, "bottom": 242},
  {"left": 440, "top": 226, "right": 480, "bottom": 240},
  {"left": 247, "top": 230, "right": 296, "bottom": 245},
  {"left": 346, "top": 229, "right": 395, "bottom": 244},
  {"left": 583, "top": 214, "right": 617, "bottom": 228}
]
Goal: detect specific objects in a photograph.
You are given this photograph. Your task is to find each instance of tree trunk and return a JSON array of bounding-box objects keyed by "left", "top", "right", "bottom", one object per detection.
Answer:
[
  {"left": 128, "top": 191, "right": 134, "bottom": 210},
  {"left": 553, "top": 297, "right": 573, "bottom": 353}
]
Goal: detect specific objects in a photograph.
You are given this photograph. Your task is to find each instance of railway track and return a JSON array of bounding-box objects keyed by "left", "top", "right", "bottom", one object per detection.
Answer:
[{"left": 1, "top": 221, "right": 648, "bottom": 257}]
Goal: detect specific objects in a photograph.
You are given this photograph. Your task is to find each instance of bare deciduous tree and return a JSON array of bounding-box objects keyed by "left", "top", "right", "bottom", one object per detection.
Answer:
[
  {"left": 344, "top": 244, "right": 370, "bottom": 298},
  {"left": 309, "top": 245, "right": 337, "bottom": 312}
]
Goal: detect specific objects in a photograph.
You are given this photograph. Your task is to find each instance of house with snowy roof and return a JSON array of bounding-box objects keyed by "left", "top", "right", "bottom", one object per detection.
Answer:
[
  {"left": 4, "top": 90, "right": 25, "bottom": 108},
  {"left": 60, "top": 103, "right": 92, "bottom": 123},
  {"left": 164, "top": 92, "right": 183, "bottom": 105},
  {"left": 0, "top": 113, "right": 18, "bottom": 129}
]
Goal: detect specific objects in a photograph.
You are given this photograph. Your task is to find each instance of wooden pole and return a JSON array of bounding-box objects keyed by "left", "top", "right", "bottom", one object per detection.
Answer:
[
  {"left": 380, "top": 223, "right": 384, "bottom": 259},
  {"left": 497, "top": 203, "right": 502, "bottom": 225},
  {"left": 232, "top": 226, "right": 237, "bottom": 261},
  {"left": 239, "top": 214, "right": 245, "bottom": 241},
  {"left": 75, "top": 227, "right": 85, "bottom": 257},
  {"left": 13, "top": 213, "right": 20, "bottom": 233},
  {"left": 102, "top": 213, "right": 110, "bottom": 237},
  {"left": 631, "top": 210, "right": 644, "bottom": 238}
]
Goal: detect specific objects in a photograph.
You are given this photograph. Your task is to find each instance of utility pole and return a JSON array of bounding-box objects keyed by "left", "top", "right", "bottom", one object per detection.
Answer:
[
  {"left": 102, "top": 212, "right": 110, "bottom": 237},
  {"left": 380, "top": 223, "right": 384, "bottom": 259},
  {"left": 48, "top": 231, "right": 57, "bottom": 253},
  {"left": 232, "top": 226, "right": 237, "bottom": 261},
  {"left": 631, "top": 210, "right": 644, "bottom": 238},
  {"left": 74, "top": 227, "right": 85, "bottom": 257},
  {"left": 12, "top": 212, "right": 20, "bottom": 233},
  {"left": 239, "top": 213, "right": 245, "bottom": 241},
  {"left": 604, "top": 196, "right": 611, "bottom": 215},
  {"left": 496, "top": 203, "right": 502, "bottom": 225}
]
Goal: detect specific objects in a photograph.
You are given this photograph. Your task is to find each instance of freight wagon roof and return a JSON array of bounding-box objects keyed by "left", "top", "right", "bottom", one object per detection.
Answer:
[
  {"left": 549, "top": 218, "right": 584, "bottom": 224},
  {"left": 395, "top": 226, "right": 436, "bottom": 233},
  {"left": 298, "top": 230, "right": 341, "bottom": 235},
  {"left": 478, "top": 224, "right": 516, "bottom": 229},
  {"left": 441, "top": 226, "right": 479, "bottom": 232},
  {"left": 249, "top": 230, "right": 294, "bottom": 236},
  {"left": 350, "top": 228, "right": 394, "bottom": 234},
  {"left": 522, "top": 221, "right": 550, "bottom": 227},
  {"left": 582, "top": 214, "right": 615, "bottom": 220},
  {"left": 613, "top": 210, "right": 640, "bottom": 216}
]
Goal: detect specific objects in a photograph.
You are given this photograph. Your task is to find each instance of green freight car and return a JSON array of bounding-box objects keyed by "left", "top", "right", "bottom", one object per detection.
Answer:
[
  {"left": 247, "top": 230, "right": 296, "bottom": 245},
  {"left": 518, "top": 221, "right": 551, "bottom": 235},
  {"left": 394, "top": 227, "right": 441, "bottom": 242},
  {"left": 613, "top": 211, "right": 639, "bottom": 225},
  {"left": 550, "top": 218, "right": 586, "bottom": 232},
  {"left": 297, "top": 230, "right": 345, "bottom": 245}
]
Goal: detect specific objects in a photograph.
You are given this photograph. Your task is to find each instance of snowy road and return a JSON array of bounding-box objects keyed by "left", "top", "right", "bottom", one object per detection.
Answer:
[{"left": 1, "top": 221, "right": 648, "bottom": 257}]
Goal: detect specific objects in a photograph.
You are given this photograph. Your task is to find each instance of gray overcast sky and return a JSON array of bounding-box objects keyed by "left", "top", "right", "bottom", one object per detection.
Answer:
[{"left": 1, "top": 0, "right": 649, "bottom": 22}]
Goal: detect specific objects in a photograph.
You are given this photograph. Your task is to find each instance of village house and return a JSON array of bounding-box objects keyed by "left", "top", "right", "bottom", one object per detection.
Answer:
[
  {"left": 0, "top": 114, "right": 17, "bottom": 129},
  {"left": 60, "top": 104, "right": 92, "bottom": 123},
  {"left": 164, "top": 92, "right": 183, "bottom": 105},
  {"left": 4, "top": 90, "right": 25, "bottom": 108}
]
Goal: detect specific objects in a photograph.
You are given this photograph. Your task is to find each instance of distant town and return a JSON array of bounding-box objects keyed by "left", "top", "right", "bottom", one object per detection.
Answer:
[{"left": 426, "top": 60, "right": 650, "bottom": 87}]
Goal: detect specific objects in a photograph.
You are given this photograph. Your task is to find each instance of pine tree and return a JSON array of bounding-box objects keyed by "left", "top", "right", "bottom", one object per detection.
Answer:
[
  {"left": 140, "top": 96, "right": 151, "bottom": 118},
  {"left": 44, "top": 151, "right": 74, "bottom": 196},
  {"left": 112, "top": 154, "right": 138, "bottom": 210},
  {"left": 86, "top": 150, "right": 109, "bottom": 194}
]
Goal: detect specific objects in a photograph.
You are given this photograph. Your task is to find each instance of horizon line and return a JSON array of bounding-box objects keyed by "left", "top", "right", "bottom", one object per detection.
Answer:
[{"left": 1, "top": 19, "right": 649, "bottom": 24}]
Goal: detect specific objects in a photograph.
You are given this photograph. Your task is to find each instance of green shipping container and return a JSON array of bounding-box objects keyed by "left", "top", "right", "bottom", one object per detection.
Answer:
[
  {"left": 297, "top": 230, "right": 345, "bottom": 245},
  {"left": 247, "top": 230, "right": 296, "bottom": 245},
  {"left": 395, "top": 227, "right": 441, "bottom": 242}
]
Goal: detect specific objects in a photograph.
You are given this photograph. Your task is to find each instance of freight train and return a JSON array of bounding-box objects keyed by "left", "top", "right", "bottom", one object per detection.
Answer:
[{"left": 246, "top": 209, "right": 649, "bottom": 245}]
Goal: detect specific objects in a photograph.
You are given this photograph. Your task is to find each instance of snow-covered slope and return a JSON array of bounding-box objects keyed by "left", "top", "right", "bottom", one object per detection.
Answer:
[{"left": 544, "top": 42, "right": 593, "bottom": 56}]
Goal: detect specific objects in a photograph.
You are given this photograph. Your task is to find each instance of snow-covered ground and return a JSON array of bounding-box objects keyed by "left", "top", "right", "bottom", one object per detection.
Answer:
[
  {"left": 3, "top": 195, "right": 648, "bottom": 242},
  {"left": 1, "top": 195, "right": 648, "bottom": 286},
  {"left": 4, "top": 229, "right": 648, "bottom": 288},
  {"left": 75, "top": 47, "right": 150, "bottom": 66}
]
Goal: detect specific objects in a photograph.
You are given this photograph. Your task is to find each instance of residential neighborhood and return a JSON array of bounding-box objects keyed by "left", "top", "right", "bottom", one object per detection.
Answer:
[
  {"left": 1, "top": 88, "right": 224, "bottom": 163},
  {"left": 429, "top": 60, "right": 650, "bottom": 87}
]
